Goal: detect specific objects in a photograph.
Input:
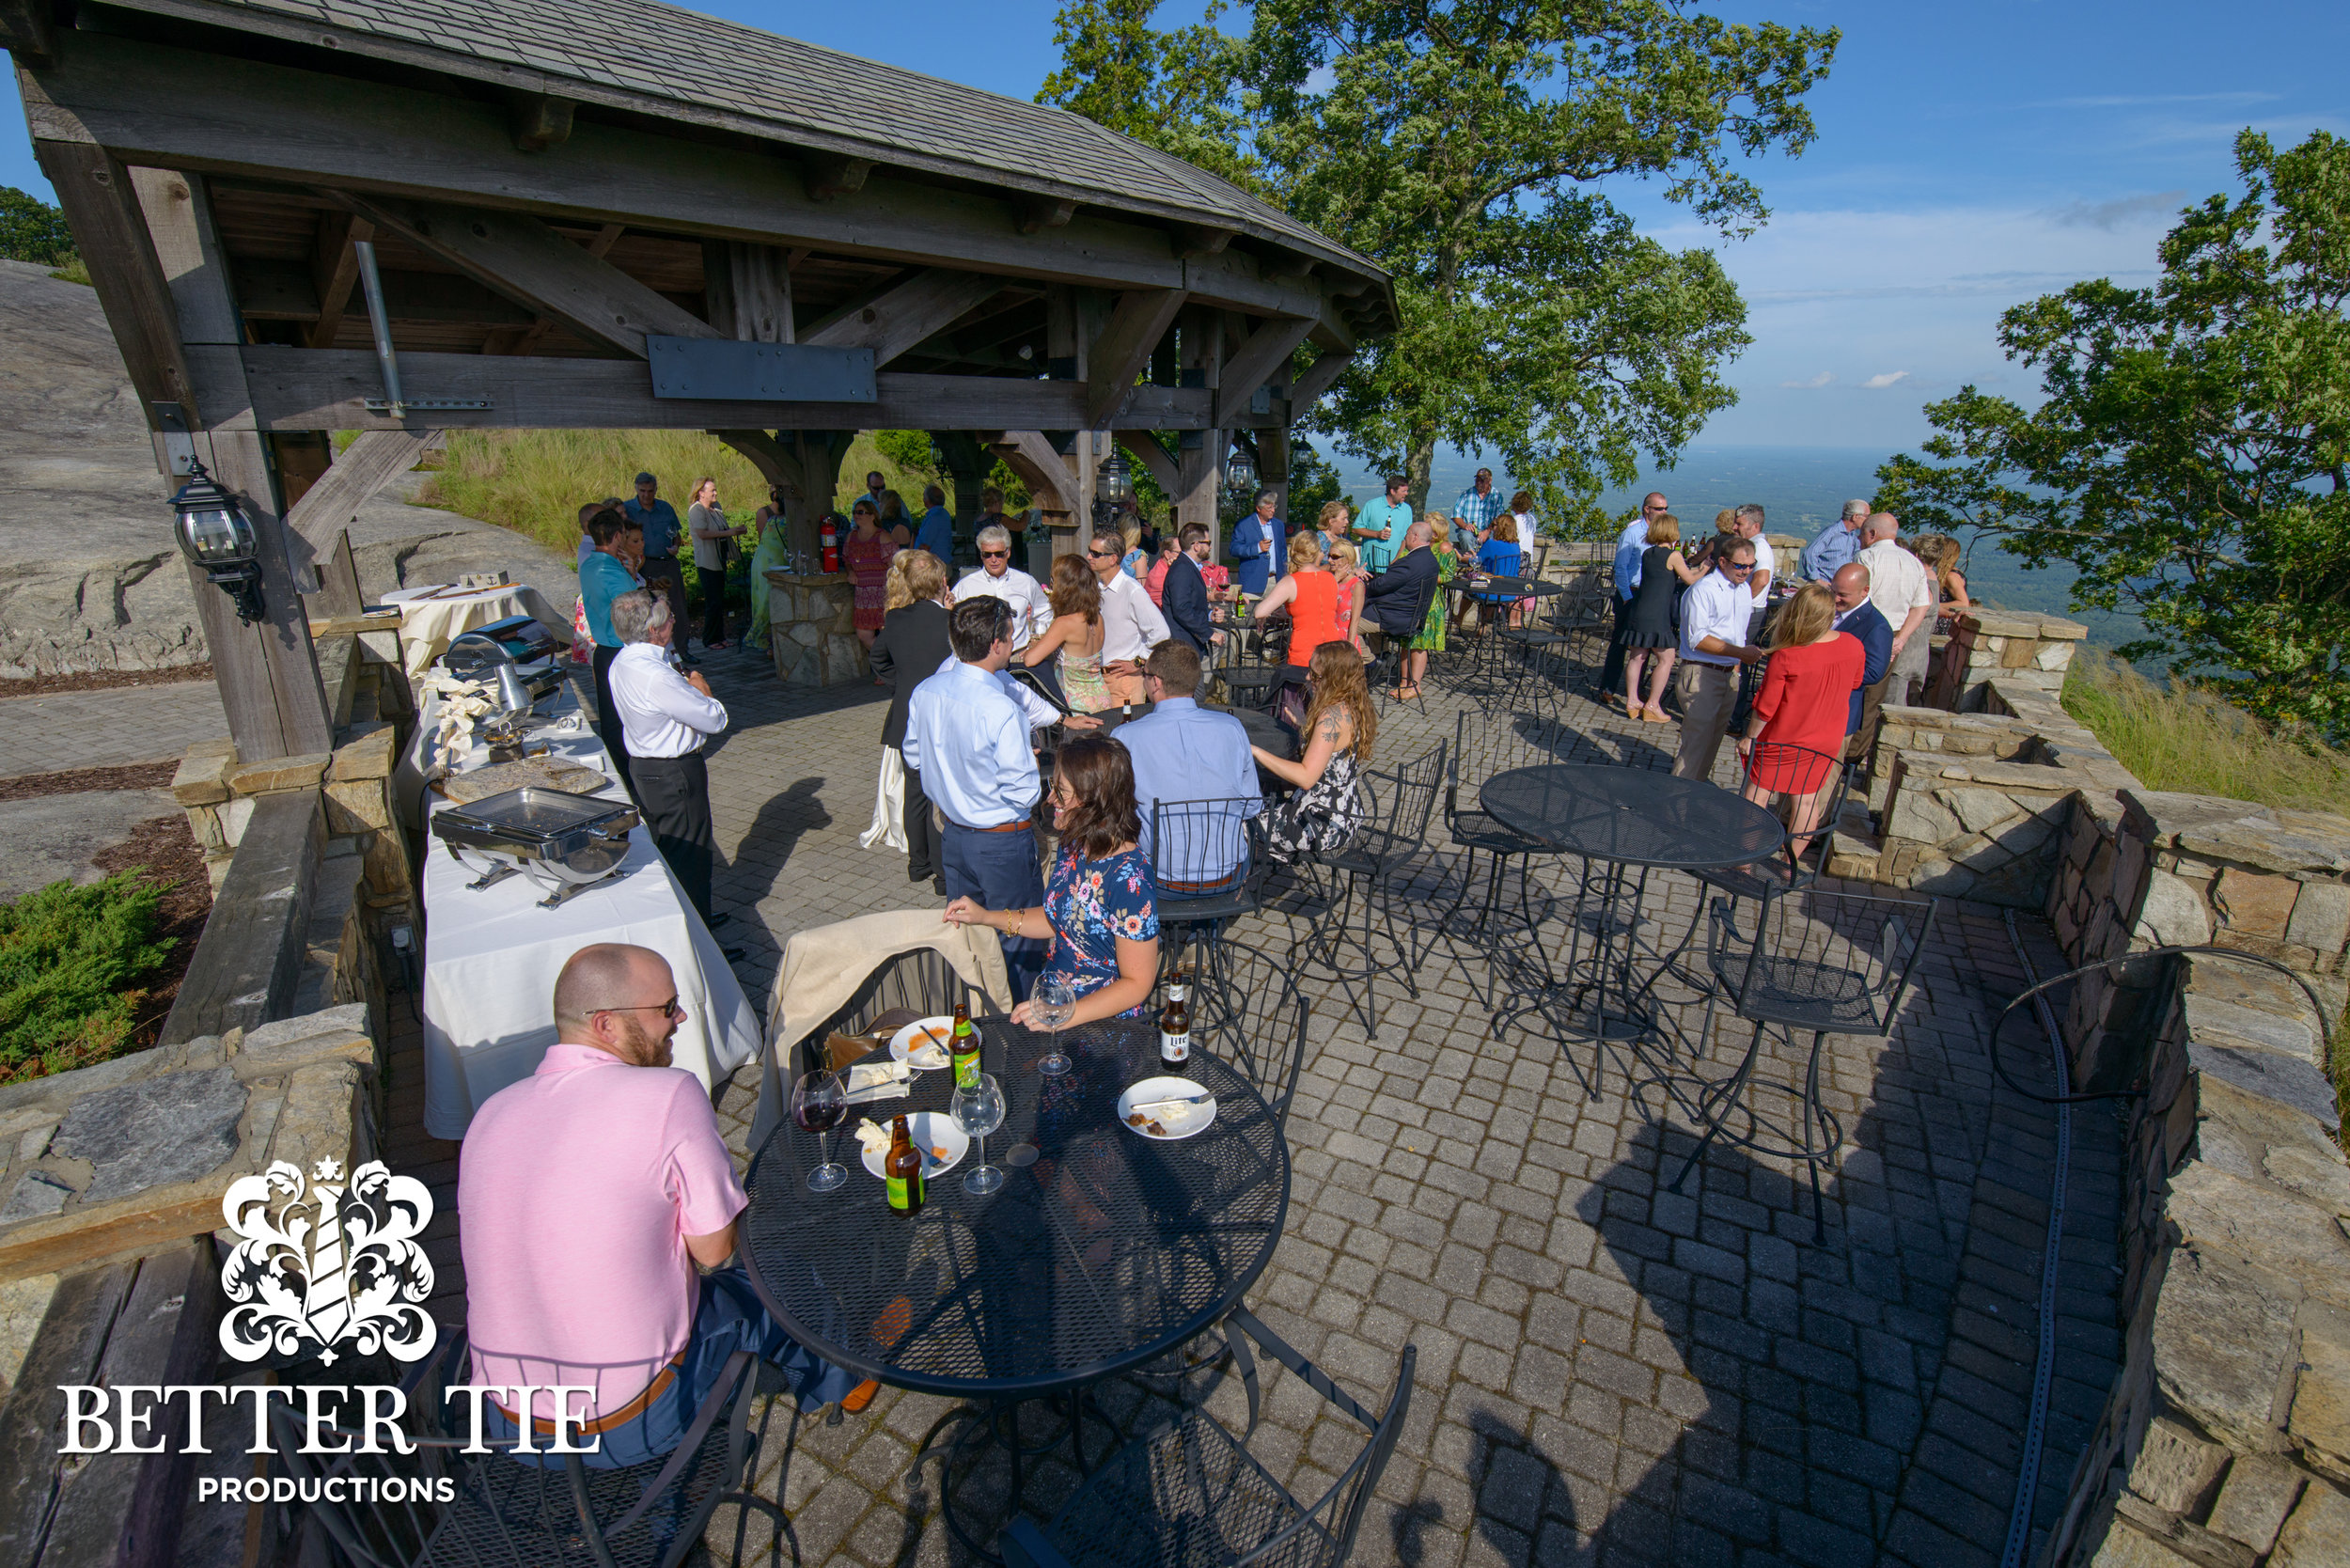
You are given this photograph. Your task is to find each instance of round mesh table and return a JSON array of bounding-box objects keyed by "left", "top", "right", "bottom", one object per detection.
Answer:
[
  {"left": 1480, "top": 764, "right": 1785, "bottom": 1091},
  {"left": 744, "top": 1017, "right": 1289, "bottom": 1555}
]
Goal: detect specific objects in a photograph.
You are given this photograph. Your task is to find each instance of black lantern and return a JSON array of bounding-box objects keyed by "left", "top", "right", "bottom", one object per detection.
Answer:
[
  {"left": 1220, "top": 447, "right": 1259, "bottom": 510},
  {"left": 1095, "top": 448, "right": 1135, "bottom": 509},
  {"left": 170, "top": 460, "right": 266, "bottom": 625}
]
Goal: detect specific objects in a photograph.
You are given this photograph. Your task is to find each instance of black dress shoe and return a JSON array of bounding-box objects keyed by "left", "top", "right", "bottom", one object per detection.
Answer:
[
  {"left": 932, "top": 875, "right": 948, "bottom": 896},
  {"left": 722, "top": 946, "right": 746, "bottom": 963},
  {"left": 707, "top": 911, "right": 732, "bottom": 930}
]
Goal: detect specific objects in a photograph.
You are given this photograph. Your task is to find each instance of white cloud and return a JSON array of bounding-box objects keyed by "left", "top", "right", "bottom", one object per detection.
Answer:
[
  {"left": 2041, "top": 190, "right": 2188, "bottom": 230},
  {"left": 2033, "top": 91, "right": 2279, "bottom": 110},
  {"left": 1780, "top": 371, "right": 1835, "bottom": 389},
  {"left": 1861, "top": 371, "right": 1912, "bottom": 389}
]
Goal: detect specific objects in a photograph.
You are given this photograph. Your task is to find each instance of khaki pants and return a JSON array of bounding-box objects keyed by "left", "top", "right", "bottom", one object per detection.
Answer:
[{"left": 1673, "top": 662, "right": 1741, "bottom": 781}]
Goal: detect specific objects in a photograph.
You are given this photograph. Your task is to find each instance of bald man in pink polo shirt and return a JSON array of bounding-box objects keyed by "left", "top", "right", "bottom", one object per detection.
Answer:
[{"left": 459, "top": 942, "right": 855, "bottom": 1466}]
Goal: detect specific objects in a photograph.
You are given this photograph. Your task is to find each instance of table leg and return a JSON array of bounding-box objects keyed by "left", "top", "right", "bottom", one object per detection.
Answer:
[{"left": 910, "top": 1386, "right": 1117, "bottom": 1562}]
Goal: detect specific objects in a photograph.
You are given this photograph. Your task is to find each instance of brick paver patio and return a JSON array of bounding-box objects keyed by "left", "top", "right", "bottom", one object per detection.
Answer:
[{"left": 392, "top": 635, "right": 2126, "bottom": 1568}]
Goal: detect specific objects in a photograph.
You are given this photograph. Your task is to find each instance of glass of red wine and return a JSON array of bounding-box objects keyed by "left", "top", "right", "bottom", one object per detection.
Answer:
[{"left": 791, "top": 1070, "right": 849, "bottom": 1193}]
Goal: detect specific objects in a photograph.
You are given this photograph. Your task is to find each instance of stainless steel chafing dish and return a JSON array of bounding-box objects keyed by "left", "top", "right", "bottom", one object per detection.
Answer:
[{"left": 431, "top": 786, "right": 640, "bottom": 907}]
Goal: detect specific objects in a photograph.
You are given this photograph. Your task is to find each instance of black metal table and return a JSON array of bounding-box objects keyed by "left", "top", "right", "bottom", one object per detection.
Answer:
[
  {"left": 1446, "top": 574, "right": 1566, "bottom": 688},
  {"left": 743, "top": 1018, "right": 1289, "bottom": 1556},
  {"left": 1480, "top": 764, "right": 1785, "bottom": 1094}
]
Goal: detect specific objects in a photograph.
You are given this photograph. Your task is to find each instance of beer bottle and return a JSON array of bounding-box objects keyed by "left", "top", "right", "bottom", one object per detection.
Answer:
[
  {"left": 885, "top": 1114, "right": 925, "bottom": 1216},
  {"left": 950, "top": 1001, "right": 979, "bottom": 1090},
  {"left": 1159, "top": 969, "right": 1191, "bottom": 1073}
]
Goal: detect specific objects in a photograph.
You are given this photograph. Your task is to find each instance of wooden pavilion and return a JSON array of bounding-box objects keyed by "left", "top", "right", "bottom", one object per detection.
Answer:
[{"left": 3, "top": 0, "right": 1392, "bottom": 760}]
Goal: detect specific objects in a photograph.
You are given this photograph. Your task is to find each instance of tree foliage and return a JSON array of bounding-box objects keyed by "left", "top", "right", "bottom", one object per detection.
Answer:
[
  {"left": 1878, "top": 130, "right": 2350, "bottom": 741},
  {"left": 1040, "top": 0, "right": 1837, "bottom": 535},
  {"left": 0, "top": 185, "right": 76, "bottom": 268}
]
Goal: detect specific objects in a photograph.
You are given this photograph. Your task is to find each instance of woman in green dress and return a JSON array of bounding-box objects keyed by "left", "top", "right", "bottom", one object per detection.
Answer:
[
  {"left": 744, "top": 486, "right": 791, "bottom": 654},
  {"left": 1405, "top": 512, "right": 1456, "bottom": 694}
]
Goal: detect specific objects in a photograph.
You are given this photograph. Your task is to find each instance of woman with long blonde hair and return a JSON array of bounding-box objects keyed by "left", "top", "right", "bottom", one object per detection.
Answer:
[
  {"left": 1254, "top": 641, "right": 1377, "bottom": 864},
  {"left": 1324, "top": 537, "right": 1371, "bottom": 656},
  {"left": 1736, "top": 581, "right": 1866, "bottom": 854},
  {"left": 1252, "top": 527, "right": 1339, "bottom": 668}
]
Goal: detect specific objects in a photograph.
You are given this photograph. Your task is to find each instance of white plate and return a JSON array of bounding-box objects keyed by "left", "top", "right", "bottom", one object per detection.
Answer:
[
  {"left": 1117, "top": 1077, "right": 1218, "bottom": 1140},
  {"left": 888, "top": 1016, "right": 964, "bottom": 1072},
  {"left": 857, "top": 1112, "right": 971, "bottom": 1180}
]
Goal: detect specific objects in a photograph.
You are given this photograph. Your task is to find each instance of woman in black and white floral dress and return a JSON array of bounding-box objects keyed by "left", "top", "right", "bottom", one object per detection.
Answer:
[{"left": 1253, "top": 641, "right": 1378, "bottom": 864}]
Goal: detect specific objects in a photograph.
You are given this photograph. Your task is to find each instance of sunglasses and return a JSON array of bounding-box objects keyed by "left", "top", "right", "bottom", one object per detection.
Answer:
[
  {"left": 598, "top": 996, "right": 684, "bottom": 1022},
  {"left": 979, "top": 549, "right": 1009, "bottom": 559},
  {"left": 1722, "top": 560, "right": 1754, "bottom": 572},
  {"left": 1087, "top": 547, "right": 1119, "bottom": 558}
]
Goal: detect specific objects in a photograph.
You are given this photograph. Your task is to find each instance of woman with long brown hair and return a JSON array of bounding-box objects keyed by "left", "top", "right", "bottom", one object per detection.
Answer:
[
  {"left": 945, "top": 734, "right": 1160, "bottom": 1024},
  {"left": 1022, "top": 553, "right": 1114, "bottom": 712},
  {"left": 1253, "top": 641, "right": 1377, "bottom": 864}
]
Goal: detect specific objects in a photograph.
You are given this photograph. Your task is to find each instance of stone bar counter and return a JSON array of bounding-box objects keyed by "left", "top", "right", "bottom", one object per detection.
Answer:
[{"left": 765, "top": 570, "right": 869, "bottom": 688}]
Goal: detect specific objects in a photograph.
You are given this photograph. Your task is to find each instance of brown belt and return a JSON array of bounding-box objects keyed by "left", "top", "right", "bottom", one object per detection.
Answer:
[{"left": 948, "top": 818, "right": 1031, "bottom": 834}]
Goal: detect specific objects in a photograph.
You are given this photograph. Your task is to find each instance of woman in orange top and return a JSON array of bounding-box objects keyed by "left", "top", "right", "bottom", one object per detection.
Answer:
[{"left": 1251, "top": 528, "right": 1339, "bottom": 667}]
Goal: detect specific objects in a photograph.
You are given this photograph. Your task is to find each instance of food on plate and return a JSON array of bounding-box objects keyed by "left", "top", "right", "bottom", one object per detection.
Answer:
[
  {"left": 853, "top": 1118, "right": 890, "bottom": 1158},
  {"left": 931, "top": 1146, "right": 949, "bottom": 1161}
]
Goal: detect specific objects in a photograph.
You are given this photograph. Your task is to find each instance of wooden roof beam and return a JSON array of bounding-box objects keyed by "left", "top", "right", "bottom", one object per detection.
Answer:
[
  {"left": 1173, "top": 223, "right": 1234, "bottom": 259},
  {"left": 305, "top": 211, "right": 371, "bottom": 349},
  {"left": 21, "top": 34, "right": 1362, "bottom": 321},
  {"left": 282, "top": 428, "right": 436, "bottom": 556},
  {"left": 239, "top": 258, "right": 539, "bottom": 328},
  {"left": 803, "top": 152, "right": 871, "bottom": 202},
  {"left": 507, "top": 91, "right": 574, "bottom": 153},
  {"left": 337, "top": 194, "right": 720, "bottom": 356},
  {"left": 1084, "top": 287, "right": 1186, "bottom": 430},
  {"left": 30, "top": 137, "right": 197, "bottom": 422},
  {"left": 1214, "top": 315, "right": 1316, "bottom": 427},
  {"left": 1289, "top": 348, "right": 1354, "bottom": 412},
  {"left": 1016, "top": 195, "right": 1076, "bottom": 235},
  {"left": 801, "top": 269, "right": 1003, "bottom": 368},
  {"left": 0, "top": 0, "right": 54, "bottom": 66},
  {"left": 1114, "top": 430, "right": 1181, "bottom": 495}
]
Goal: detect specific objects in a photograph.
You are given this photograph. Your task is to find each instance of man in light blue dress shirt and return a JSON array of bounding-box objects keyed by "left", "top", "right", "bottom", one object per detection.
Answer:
[
  {"left": 1116, "top": 641, "right": 1262, "bottom": 886},
  {"left": 914, "top": 483, "right": 956, "bottom": 569},
  {"left": 1600, "top": 492, "right": 1668, "bottom": 699},
  {"left": 902, "top": 598, "right": 1081, "bottom": 993},
  {"left": 1800, "top": 499, "right": 1871, "bottom": 582}
]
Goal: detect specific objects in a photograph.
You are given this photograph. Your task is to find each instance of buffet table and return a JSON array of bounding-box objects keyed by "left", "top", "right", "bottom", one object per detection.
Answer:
[
  {"left": 415, "top": 682, "right": 759, "bottom": 1138},
  {"left": 382, "top": 581, "right": 572, "bottom": 679}
]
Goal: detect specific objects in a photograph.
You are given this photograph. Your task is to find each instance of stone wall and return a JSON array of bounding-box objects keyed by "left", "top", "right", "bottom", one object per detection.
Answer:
[
  {"left": 766, "top": 569, "right": 868, "bottom": 686},
  {"left": 1924, "top": 606, "right": 2090, "bottom": 710}
]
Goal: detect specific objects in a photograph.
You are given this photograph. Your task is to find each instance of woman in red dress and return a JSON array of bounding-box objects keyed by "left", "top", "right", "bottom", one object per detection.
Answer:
[
  {"left": 1737, "top": 583, "right": 1867, "bottom": 854},
  {"left": 842, "top": 496, "right": 900, "bottom": 651}
]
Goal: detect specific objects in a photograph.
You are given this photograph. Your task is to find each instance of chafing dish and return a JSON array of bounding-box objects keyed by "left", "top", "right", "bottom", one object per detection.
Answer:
[
  {"left": 440, "top": 614, "right": 563, "bottom": 700},
  {"left": 431, "top": 786, "right": 639, "bottom": 907}
]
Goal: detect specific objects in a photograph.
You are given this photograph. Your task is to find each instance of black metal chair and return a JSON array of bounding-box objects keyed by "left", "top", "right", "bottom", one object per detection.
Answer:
[
  {"left": 1663, "top": 884, "right": 1937, "bottom": 1243},
  {"left": 1430, "top": 709, "right": 1569, "bottom": 1000},
  {"left": 271, "top": 1330, "right": 787, "bottom": 1568},
  {"left": 1290, "top": 743, "right": 1448, "bottom": 1042},
  {"left": 1152, "top": 798, "right": 1270, "bottom": 993},
  {"left": 1185, "top": 939, "right": 1311, "bottom": 1138},
  {"left": 1649, "top": 740, "right": 1856, "bottom": 998},
  {"left": 1002, "top": 1309, "right": 1415, "bottom": 1568}
]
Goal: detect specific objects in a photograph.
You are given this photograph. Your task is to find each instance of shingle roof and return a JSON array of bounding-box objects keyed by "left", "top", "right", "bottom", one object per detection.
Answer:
[{"left": 116, "top": 0, "right": 1386, "bottom": 288}]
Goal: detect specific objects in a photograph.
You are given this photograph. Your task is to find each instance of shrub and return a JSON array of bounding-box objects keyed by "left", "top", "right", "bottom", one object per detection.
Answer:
[
  {"left": 2061, "top": 651, "right": 2350, "bottom": 818},
  {"left": 0, "top": 872, "right": 176, "bottom": 1083},
  {"left": 0, "top": 184, "right": 78, "bottom": 269}
]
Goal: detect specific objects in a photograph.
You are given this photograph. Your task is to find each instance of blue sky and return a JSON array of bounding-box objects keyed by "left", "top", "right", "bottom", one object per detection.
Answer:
[{"left": 5, "top": 0, "right": 2343, "bottom": 450}]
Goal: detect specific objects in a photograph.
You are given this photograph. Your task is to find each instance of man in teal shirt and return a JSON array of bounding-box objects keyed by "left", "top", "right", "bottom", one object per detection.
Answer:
[
  {"left": 1355, "top": 472, "right": 1412, "bottom": 573},
  {"left": 579, "top": 510, "right": 644, "bottom": 799}
]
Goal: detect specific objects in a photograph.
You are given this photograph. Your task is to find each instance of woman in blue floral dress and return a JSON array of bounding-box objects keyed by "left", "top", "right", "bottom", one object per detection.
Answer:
[{"left": 944, "top": 735, "right": 1161, "bottom": 1026}]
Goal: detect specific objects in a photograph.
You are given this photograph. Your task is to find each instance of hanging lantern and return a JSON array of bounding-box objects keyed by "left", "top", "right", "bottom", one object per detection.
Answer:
[
  {"left": 170, "top": 461, "right": 266, "bottom": 624},
  {"left": 1095, "top": 448, "right": 1135, "bottom": 509},
  {"left": 1221, "top": 447, "right": 1259, "bottom": 509}
]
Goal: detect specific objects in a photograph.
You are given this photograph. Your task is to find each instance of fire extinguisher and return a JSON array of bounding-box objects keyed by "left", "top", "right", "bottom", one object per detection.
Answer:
[{"left": 820, "top": 513, "right": 840, "bottom": 574}]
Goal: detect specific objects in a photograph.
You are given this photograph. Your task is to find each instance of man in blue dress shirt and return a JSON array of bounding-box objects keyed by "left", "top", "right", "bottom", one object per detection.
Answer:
[
  {"left": 1229, "top": 490, "right": 1287, "bottom": 597},
  {"left": 1355, "top": 474, "right": 1411, "bottom": 574},
  {"left": 622, "top": 471, "right": 691, "bottom": 660},
  {"left": 1117, "top": 640, "right": 1262, "bottom": 885},
  {"left": 914, "top": 483, "right": 956, "bottom": 569},
  {"left": 1800, "top": 499, "right": 1871, "bottom": 582}
]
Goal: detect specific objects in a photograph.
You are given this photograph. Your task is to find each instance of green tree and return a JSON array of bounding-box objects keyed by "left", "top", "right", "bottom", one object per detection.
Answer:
[
  {"left": 1041, "top": 0, "right": 1836, "bottom": 535},
  {"left": 1878, "top": 130, "right": 2350, "bottom": 741},
  {"left": 0, "top": 185, "right": 75, "bottom": 268}
]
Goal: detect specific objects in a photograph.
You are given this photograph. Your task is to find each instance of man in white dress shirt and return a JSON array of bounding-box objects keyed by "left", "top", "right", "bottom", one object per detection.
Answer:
[
  {"left": 903, "top": 597, "right": 1082, "bottom": 992},
  {"left": 1858, "top": 512, "right": 1935, "bottom": 708},
  {"left": 607, "top": 588, "right": 730, "bottom": 936},
  {"left": 1086, "top": 529, "right": 1170, "bottom": 704},
  {"left": 952, "top": 525, "right": 1051, "bottom": 650},
  {"left": 1672, "top": 540, "right": 1767, "bottom": 782}
]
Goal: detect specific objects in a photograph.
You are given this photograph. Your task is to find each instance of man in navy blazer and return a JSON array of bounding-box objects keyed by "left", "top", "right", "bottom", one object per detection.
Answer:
[
  {"left": 1830, "top": 561, "right": 1892, "bottom": 762},
  {"left": 1162, "top": 524, "right": 1219, "bottom": 656}
]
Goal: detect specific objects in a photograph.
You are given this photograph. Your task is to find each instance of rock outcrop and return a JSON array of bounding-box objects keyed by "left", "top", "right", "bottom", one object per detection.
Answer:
[{"left": 0, "top": 259, "right": 572, "bottom": 679}]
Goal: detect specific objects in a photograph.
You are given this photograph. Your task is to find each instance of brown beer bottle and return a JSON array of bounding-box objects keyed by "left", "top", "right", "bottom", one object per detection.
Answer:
[
  {"left": 950, "top": 1001, "right": 979, "bottom": 1090},
  {"left": 1159, "top": 968, "right": 1192, "bottom": 1074},
  {"left": 885, "top": 1113, "right": 925, "bottom": 1215}
]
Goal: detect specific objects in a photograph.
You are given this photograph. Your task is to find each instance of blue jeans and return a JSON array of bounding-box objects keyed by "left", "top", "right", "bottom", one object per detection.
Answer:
[
  {"left": 484, "top": 1269, "right": 855, "bottom": 1469},
  {"left": 942, "top": 821, "right": 1045, "bottom": 996}
]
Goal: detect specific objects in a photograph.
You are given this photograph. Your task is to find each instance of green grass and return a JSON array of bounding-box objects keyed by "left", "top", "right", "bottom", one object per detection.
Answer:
[
  {"left": 2061, "top": 650, "right": 2350, "bottom": 817},
  {"left": 0, "top": 872, "right": 176, "bottom": 1084}
]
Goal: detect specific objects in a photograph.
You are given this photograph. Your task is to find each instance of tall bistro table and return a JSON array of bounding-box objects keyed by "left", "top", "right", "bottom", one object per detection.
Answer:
[
  {"left": 1445, "top": 573, "right": 1567, "bottom": 691},
  {"left": 1480, "top": 764, "right": 1785, "bottom": 1097},
  {"left": 743, "top": 1017, "right": 1289, "bottom": 1559}
]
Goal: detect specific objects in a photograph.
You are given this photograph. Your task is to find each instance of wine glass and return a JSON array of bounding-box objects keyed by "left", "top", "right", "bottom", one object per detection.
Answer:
[
  {"left": 1031, "top": 976, "right": 1076, "bottom": 1076},
  {"left": 952, "top": 1074, "right": 1007, "bottom": 1196},
  {"left": 791, "top": 1070, "right": 849, "bottom": 1193}
]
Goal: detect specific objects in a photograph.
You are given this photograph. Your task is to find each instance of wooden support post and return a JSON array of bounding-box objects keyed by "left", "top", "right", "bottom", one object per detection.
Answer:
[
  {"left": 129, "top": 165, "right": 332, "bottom": 760},
  {"left": 306, "top": 209, "right": 370, "bottom": 349},
  {"left": 1174, "top": 308, "right": 1226, "bottom": 557},
  {"left": 1260, "top": 427, "right": 1292, "bottom": 525},
  {"left": 280, "top": 426, "right": 436, "bottom": 617},
  {"left": 32, "top": 138, "right": 198, "bottom": 416},
  {"left": 1213, "top": 315, "right": 1316, "bottom": 427},
  {"left": 1084, "top": 287, "right": 1185, "bottom": 429},
  {"left": 704, "top": 239, "right": 792, "bottom": 343},
  {"left": 933, "top": 431, "right": 986, "bottom": 539}
]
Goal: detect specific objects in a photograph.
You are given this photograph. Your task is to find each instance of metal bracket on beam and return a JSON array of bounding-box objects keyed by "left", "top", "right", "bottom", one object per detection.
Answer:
[{"left": 645, "top": 337, "right": 876, "bottom": 401}]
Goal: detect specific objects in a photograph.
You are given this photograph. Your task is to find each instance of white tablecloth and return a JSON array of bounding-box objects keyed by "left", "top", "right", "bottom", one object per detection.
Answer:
[
  {"left": 383, "top": 582, "right": 572, "bottom": 679},
  {"left": 417, "top": 691, "right": 758, "bottom": 1139}
]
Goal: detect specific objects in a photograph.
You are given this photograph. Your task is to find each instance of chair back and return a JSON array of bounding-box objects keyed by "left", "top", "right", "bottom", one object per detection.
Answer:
[
  {"left": 1369, "top": 742, "right": 1448, "bottom": 850},
  {"left": 1737, "top": 741, "right": 1854, "bottom": 891},
  {"left": 1714, "top": 885, "right": 1940, "bottom": 1038},
  {"left": 1149, "top": 797, "right": 1262, "bottom": 916},
  {"left": 1223, "top": 1309, "right": 1417, "bottom": 1568},
  {"left": 1448, "top": 709, "right": 1567, "bottom": 820},
  {"left": 1185, "top": 942, "right": 1310, "bottom": 1137}
]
